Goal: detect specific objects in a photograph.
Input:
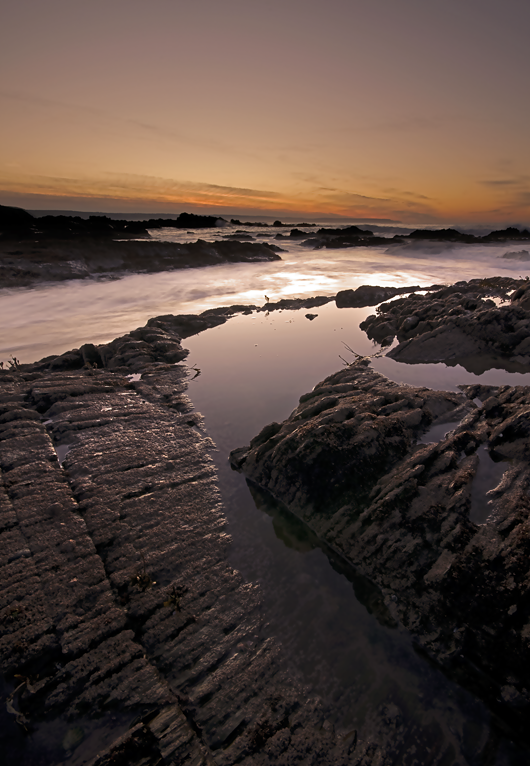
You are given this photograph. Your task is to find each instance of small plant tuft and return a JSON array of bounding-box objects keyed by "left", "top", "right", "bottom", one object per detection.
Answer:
[
  {"left": 163, "top": 584, "right": 188, "bottom": 612},
  {"left": 129, "top": 553, "right": 156, "bottom": 592},
  {"left": 6, "top": 356, "right": 20, "bottom": 370},
  {"left": 339, "top": 341, "right": 384, "bottom": 366}
]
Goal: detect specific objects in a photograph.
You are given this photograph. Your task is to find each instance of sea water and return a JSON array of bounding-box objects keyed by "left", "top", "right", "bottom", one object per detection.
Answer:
[{"left": 0, "top": 227, "right": 527, "bottom": 363}]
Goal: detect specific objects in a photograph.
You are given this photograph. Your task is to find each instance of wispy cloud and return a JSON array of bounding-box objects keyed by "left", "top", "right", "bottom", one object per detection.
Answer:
[
  {"left": 0, "top": 89, "right": 252, "bottom": 158},
  {"left": 0, "top": 170, "right": 283, "bottom": 209},
  {"left": 477, "top": 174, "right": 530, "bottom": 217},
  {"left": 480, "top": 179, "right": 525, "bottom": 187},
  {"left": 383, "top": 188, "right": 433, "bottom": 201}
]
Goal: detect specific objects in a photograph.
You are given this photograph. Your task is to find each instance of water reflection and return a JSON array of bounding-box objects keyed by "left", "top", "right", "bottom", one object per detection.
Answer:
[
  {"left": 185, "top": 305, "right": 530, "bottom": 762},
  {"left": 248, "top": 480, "right": 397, "bottom": 629},
  {"left": 470, "top": 446, "right": 510, "bottom": 525}
]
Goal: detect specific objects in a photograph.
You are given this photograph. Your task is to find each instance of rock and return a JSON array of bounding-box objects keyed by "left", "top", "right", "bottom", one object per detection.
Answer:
[
  {"left": 0, "top": 204, "right": 34, "bottom": 232},
  {"left": 230, "top": 360, "right": 530, "bottom": 737},
  {"left": 256, "top": 296, "right": 332, "bottom": 312},
  {"left": 359, "top": 277, "right": 530, "bottom": 372},
  {"left": 0, "top": 239, "right": 282, "bottom": 289},
  {"left": 405, "top": 227, "right": 475, "bottom": 242},
  {"left": 511, "top": 283, "right": 530, "bottom": 311},
  {"left": 336, "top": 284, "right": 423, "bottom": 308},
  {"left": 484, "top": 226, "right": 530, "bottom": 241},
  {"left": 0, "top": 352, "right": 351, "bottom": 765},
  {"left": 501, "top": 249, "right": 530, "bottom": 261},
  {"left": 302, "top": 234, "right": 389, "bottom": 249}
]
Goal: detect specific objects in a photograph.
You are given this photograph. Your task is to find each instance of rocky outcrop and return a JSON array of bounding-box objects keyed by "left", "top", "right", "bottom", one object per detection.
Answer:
[
  {"left": 0, "top": 205, "right": 228, "bottom": 241},
  {"left": 360, "top": 277, "right": 530, "bottom": 372},
  {"left": 302, "top": 225, "right": 530, "bottom": 250},
  {"left": 335, "top": 284, "right": 429, "bottom": 308},
  {"left": 0, "top": 340, "right": 352, "bottom": 764},
  {"left": 502, "top": 249, "right": 530, "bottom": 261},
  {"left": 0, "top": 239, "right": 282, "bottom": 289},
  {"left": 230, "top": 361, "right": 530, "bottom": 740},
  {"left": 302, "top": 234, "right": 388, "bottom": 249}
]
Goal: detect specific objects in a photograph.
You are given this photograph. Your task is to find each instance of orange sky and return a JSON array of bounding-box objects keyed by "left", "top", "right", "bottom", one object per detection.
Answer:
[{"left": 1, "top": 0, "right": 529, "bottom": 225}]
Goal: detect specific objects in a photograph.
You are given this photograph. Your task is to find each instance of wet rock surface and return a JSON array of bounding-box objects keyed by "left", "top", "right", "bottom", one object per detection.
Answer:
[
  {"left": 360, "top": 277, "right": 530, "bottom": 372},
  {"left": 335, "top": 283, "right": 434, "bottom": 308},
  {"left": 0, "top": 326, "right": 357, "bottom": 764},
  {"left": 0, "top": 238, "right": 282, "bottom": 289},
  {"left": 231, "top": 360, "right": 530, "bottom": 746}
]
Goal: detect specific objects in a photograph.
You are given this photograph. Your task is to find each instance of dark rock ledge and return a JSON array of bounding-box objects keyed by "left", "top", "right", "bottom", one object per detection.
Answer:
[
  {"left": 231, "top": 361, "right": 530, "bottom": 748},
  {"left": 0, "top": 321, "right": 357, "bottom": 764},
  {"left": 0, "top": 239, "right": 282, "bottom": 290}
]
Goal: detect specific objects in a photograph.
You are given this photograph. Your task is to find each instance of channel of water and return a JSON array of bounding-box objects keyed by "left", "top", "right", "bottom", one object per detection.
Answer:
[{"left": 184, "top": 302, "right": 528, "bottom": 763}]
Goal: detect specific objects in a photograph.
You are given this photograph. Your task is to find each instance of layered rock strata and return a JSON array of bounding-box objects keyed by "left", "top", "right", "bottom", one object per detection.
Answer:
[
  {"left": 0, "top": 330, "right": 351, "bottom": 764},
  {"left": 230, "top": 360, "right": 530, "bottom": 741}
]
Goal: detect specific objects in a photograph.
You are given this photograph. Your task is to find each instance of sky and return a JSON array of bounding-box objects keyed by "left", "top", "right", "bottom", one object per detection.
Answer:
[{"left": 1, "top": 0, "right": 529, "bottom": 226}]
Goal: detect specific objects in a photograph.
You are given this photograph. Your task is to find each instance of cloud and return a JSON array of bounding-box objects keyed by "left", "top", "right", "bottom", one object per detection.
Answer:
[
  {"left": 0, "top": 171, "right": 283, "bottom": 212},
  {"left": 480, "top": 179, "right": 525, "bottom": 187},
  {"left": 383, "top": 188, "right": 433, "bottom": 201},
  {"left": 477, "top": 174, "right": 530, "bottom": 216}
]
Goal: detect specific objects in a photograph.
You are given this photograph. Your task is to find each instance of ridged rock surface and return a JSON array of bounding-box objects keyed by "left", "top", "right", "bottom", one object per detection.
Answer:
[
  {"left": 231, "top": 360, "right": 530, "bottom": 742},
  {"left": 0, "top": 327, "right": 353, "bottom": 765}
]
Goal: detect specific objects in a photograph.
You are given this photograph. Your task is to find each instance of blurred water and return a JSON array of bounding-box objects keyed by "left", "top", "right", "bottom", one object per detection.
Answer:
[{"left": 1, "top": 227, "right": 527, "bottom": 363}]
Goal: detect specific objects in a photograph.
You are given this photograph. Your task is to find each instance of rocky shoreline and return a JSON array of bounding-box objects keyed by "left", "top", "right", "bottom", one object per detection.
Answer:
[
  {"left": 2, "top": 203, "right": 530, "bottom": 292},
  {"left": 229, "top": 279, "right": 530, "bottom": 755},
  {"left": 1, "top": 318, "right": 359, "bottom": 765},
  {"left": 360, "top": 277, "right": 530, "bottom": 373},
  {"left": 3, "top": 278, "right": 530, "bottom": 763}
]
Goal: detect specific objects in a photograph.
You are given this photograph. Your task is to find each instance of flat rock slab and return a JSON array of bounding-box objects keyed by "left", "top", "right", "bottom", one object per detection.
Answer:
[
  {"left": 231, "top": 360, "right": 530, "bottom": 740},
  {"left": 0, "top": 333, "right": 352, "bottom": 763}
]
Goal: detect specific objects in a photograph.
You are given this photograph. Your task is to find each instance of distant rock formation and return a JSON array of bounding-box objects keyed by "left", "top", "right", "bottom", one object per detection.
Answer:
[
  {"left": 0, "top": 205, "right": 227, "bottom": 241},
  {"left": 0, "top": 237, "right": 282, "bottom": 289},
  {"left": 302, "top": 224, "right": 530, "bottom": 250},
  {"left": 335, "top": 284, "right": 426, "bottom": 308},
  {"left": 502, "top": 249, "right": 530, "bottom": 261}
]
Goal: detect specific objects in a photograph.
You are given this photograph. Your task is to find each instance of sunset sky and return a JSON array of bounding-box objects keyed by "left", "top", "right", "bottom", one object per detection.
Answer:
[{"left": 1, "top": 0, "right": 529, "bottom": 225}]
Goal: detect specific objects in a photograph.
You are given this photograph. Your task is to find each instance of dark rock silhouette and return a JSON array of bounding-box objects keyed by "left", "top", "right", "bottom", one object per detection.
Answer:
[
  {"left": 336, "top": 284, "right": 425, "bottom": 308},
  {"left": 315, "top": 225, "right": 374, "bottom": 237},
  {"left": 406, "top": 227, "right": 475, "bottom": 242},
  {"left": 0, "top": 205, "right": 227, "bottom": 241}
]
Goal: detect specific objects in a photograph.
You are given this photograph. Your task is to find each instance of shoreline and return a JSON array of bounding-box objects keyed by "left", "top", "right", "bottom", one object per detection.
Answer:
[{"left": 2, "top": 279, "right": 530, "bottom": 762}]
